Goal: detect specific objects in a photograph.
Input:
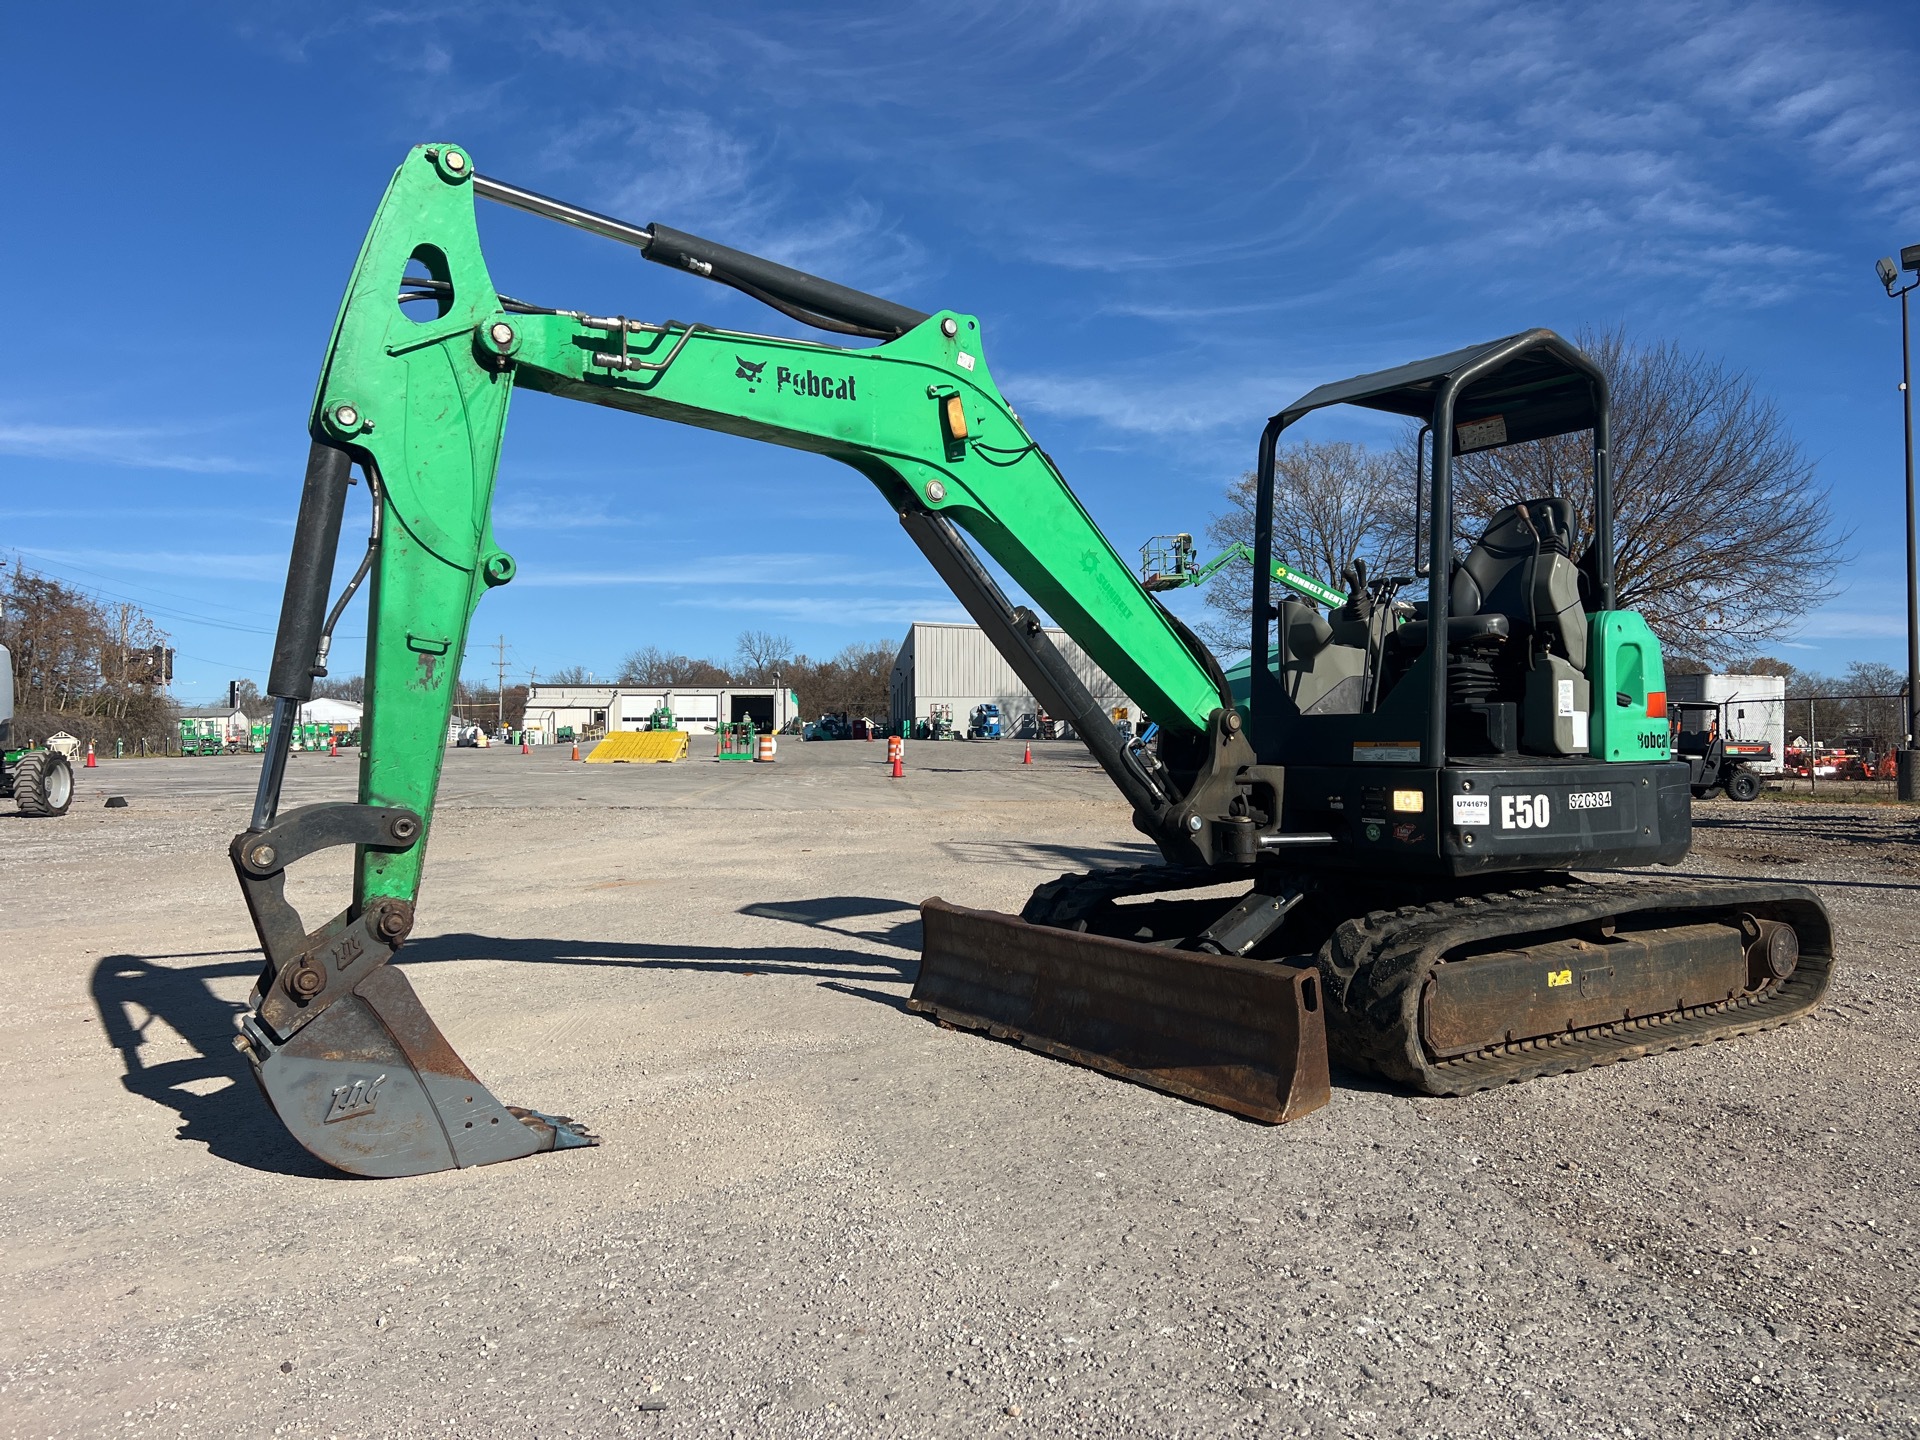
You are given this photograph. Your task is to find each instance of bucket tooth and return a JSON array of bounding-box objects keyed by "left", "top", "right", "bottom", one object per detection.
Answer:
[{"left": 910, "top": 898, "right": 1330, "bottom": 1124}]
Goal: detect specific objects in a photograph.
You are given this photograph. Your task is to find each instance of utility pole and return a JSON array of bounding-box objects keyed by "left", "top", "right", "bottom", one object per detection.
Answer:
[
  {"left": 495, "top": 635, "right": 509, "bottom": 733},
  {"left": 1876, "top": 245, "right": 1920, "bottom": 799}
]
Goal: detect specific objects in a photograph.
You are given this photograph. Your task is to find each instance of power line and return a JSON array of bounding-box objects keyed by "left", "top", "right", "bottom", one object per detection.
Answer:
[
  {"left": 4, "top": 547, "right": 364, "bottom": 648},
  {"left": 7, "top": 547, "right": 278, "bottom": 635}
]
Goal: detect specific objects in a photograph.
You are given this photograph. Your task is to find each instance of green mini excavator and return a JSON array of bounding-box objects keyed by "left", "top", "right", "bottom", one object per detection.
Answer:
[{"left": 233, "top": 144, "right": 1833, "bottom": 1176}]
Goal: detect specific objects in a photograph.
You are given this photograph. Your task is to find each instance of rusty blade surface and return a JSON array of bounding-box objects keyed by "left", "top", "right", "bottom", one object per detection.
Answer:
[{"left": 911, "top": 898, "right": 1330, "bottom": 1124}]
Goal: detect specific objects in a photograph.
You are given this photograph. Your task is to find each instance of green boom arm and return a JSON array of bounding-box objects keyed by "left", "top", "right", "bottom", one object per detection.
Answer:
[{"left": 287, "top": 145, "right": 1226, "bottom": 908}]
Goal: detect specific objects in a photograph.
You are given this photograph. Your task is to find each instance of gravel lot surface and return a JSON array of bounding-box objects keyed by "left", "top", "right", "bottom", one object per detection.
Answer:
[{"left": 2, "top": 740, "right": 1917, "bottom": 1439}]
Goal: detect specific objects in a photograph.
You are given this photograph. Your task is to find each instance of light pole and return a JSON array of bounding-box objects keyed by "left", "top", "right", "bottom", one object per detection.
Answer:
[{"left": 1877, "top": 244, "right": 1920, "bottom": 799}]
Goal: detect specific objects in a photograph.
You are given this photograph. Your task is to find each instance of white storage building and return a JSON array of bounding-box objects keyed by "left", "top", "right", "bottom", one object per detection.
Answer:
[
  {"left": 1668, "top": 672, "right": 1787, "bottom": 774},
  {"left": 298, "top": 697, "right": 363, "bottom": 728},
  {"left": 177, "top": 706, "right": 251, "bottom": 742},
  {"left": 524, "top": 683, "right": 798, "bottom": 738},
  {"left": 521, "top": 685, "right": 613, "bottom": 740},
  {"left": 889, "top": 621, "right": 1136, "bottom": 736}
]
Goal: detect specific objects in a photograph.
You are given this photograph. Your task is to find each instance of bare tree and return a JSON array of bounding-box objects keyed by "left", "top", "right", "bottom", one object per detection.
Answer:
[
  {"left": 1200, "top": 439, "right": 1415, "bottom": 651},
  {"left": 0, "top": 561, "right": 175, "bottom": 746},
  {"left": 311, "top": 674, "right": 365, "bottom": 703},
  {"left": 1723, "top": 656, "right": 1905, "bottom": 749},
  {"left": 732, "top": 629, "right": 793, "bottom": 685},
  {"left": 229, "top": 678, "right": 273, "bottom": 718},
  {"left": 617, "top": 644, "right": 729, "bottom": 687},
  {"left": 461, "top": 683, "right": 530, "bottom": 730},
  {"left": 1842, "top": 661, "right": 1906, "bottom": 748},
  {"left": 1452, "top": 329, "right": 1843, "bottom": 663},
  {"left": 783, "top": 639, "right": 895, "bottom": 720},
  {"left": 544, "top": 665, "right": 592, "bottom": 686}
]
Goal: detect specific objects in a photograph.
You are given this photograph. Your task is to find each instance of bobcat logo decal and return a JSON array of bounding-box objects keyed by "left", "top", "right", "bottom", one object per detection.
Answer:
[{"left": 735, "top": 356, "right": 767, "bottom": 386}]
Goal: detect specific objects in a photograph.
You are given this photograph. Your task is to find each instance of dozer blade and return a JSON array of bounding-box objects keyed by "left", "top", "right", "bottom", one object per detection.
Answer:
[
  {"left": 911, "top": 898, "right": 1330, "bottom": 1124},
  {"left": 239, "top": 964, "right": 596, "bottom": 1179}
]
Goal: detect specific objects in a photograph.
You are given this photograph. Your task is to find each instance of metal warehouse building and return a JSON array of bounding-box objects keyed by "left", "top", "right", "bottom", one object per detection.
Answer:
[
  {"left": 889, "top": 622, "right": 1136, "bottom": 736},
  {"left": 524, "top": 683, "right": 798, "bottom": 738}
]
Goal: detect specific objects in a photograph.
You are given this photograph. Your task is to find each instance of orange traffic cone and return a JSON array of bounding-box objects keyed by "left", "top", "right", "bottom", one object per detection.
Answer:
[
  {"left": 570, "top": 741, "right": 580, "bottom": 761},
  {"left": 891, "top": 753, "right": 904, "bottom": 779},
  {"left": 85, "top": 741, "right": 96, "bottom": 768},
  {"left": 329, "top": 737, "right": 338, "bottom": 757},
  {"left": 520, "top": 739, "right": 529, "bottom": 754},
  {"left": 1023, "top": 744, "right": 1032, "bottom": 765}
]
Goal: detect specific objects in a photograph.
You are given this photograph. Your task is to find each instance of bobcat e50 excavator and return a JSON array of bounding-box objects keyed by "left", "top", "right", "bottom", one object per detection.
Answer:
[{"left": 232, "top": 144, "right": 1834, "bottom": 1177}]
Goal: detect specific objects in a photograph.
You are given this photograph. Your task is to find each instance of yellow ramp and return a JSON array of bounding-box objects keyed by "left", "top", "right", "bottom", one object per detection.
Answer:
[{"left": 584, "top": 730, "right": 689, "bottom": 764}]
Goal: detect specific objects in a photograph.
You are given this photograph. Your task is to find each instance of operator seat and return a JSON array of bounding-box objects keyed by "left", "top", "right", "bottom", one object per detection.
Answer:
[{"left": 1450, "top": 498, "right": 1587, "bottom": 670}]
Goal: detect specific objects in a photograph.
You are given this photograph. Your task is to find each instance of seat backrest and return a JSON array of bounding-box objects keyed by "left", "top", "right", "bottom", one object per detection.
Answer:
[
  {"left": 1279, "top": 599, "right": 1334, "bottom": 660},
  {"left": 1451, "top": 498, "right": 1587, "bottom": 670},
  {"left": 1451, "top": 502, "right": 1540, "bottom": 623},
  {"left": 1524, "top": 497, "right": 1586, "bottom": 670}
]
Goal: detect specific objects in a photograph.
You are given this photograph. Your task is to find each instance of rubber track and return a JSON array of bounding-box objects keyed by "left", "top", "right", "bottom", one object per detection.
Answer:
[
  {"left": 1021, "top": 867, "right": 1836, "bottom": 1098},
  {"left": 1317, "top": 876, "right": 1835, "bottom": 1095}
]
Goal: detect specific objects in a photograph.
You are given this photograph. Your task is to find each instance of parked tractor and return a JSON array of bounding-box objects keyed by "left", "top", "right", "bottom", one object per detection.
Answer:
[{"left": 0, "top": 644, "right": 74, "bottom": 817}]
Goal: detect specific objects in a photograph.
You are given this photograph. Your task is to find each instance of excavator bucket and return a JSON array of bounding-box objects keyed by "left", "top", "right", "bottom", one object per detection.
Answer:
[
  {"left": 911, "top": 899, "right": 1331, "bottom": 1124},
  {"left": 229, "top": 805, "right": 596, "bottom": 1178},
  {"left": 240, "top": 964, "right": 596, "bottom": 1179}
]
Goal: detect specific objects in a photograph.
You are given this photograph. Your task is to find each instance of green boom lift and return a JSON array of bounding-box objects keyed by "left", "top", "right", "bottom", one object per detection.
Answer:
[
  {"left": 233, "top": 144, "right": 1834, "bottom": 1177},
  {"left": 1140, "top": 533, "right": 1348, "bottom": 609}
]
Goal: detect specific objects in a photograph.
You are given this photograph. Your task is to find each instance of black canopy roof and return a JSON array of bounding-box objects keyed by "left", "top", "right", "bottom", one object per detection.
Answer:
[{"left": 1278, "top": 328, "right": 1604, "bottom": 451}]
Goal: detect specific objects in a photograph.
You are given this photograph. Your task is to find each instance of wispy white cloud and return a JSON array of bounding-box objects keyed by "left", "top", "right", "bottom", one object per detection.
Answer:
[
  {"left": 514, "top": 553, "right": 947, "bottom": 590},
  {"left": 6, "top": 505, "right": 288, "bottom": 523},
  {"left": 1007, "top": 370, "right": 1307, "bottom": 437},
  {"left": 1795, "top": 609, "right": 1911, "bottom": 640},
  {"left": 492, "top": 497, "right": 652, "bottom": 532},
  {"left": 533, "top": 106, "right": 930, "bottom": 299},
  {"left": 0, "top": 422, "right": 256, "bottom": 474},
  {"left": 668, "top": 594, "right": 968, "bottom": 625},
  {"left": 24, "top": 547, "right": 286, "bottom": 582}
]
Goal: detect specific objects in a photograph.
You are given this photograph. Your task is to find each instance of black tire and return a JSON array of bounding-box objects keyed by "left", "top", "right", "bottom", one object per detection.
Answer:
[
  {"left": 12, "top": 751, "right": 74, "bottom": 817},
  {"left": 1726, "top": 767, "right": 1762, "bottom": 802}
]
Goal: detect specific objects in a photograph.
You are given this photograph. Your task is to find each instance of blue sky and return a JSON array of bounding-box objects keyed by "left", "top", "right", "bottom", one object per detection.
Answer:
[{"left": 3, "top": 2, "right": 1917, "bottom": 703}]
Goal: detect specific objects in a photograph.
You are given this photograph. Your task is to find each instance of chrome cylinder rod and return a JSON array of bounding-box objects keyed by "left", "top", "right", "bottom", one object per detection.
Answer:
[
  {"left": 473, "top": 173, "right": 655, "bottom": 252},
  {"left": 249, "top": 695, "right": 301, "bottom": 833}
]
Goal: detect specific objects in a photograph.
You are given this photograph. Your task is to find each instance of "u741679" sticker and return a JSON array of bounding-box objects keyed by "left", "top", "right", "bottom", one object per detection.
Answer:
[{"left": 1451, "top": 794, "right": 1491, "bottom": 826}]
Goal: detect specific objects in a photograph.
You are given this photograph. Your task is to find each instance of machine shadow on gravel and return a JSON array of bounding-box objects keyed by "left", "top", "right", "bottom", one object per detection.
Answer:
[
  {"left": 935, "top": 839, "right": 1158, "bottom": 870},
  {"left": 737, "top": 896, "right": 923, "bottom": 951},
  {"left": 1693, "top": 808, "right": 1920, "bottom": 846},
  {"left": 91, "top": 915, "right": 921, "bottom": 1174},
  {"left": 400, "top": 917, "right": 920, "bottom": 985},
  {"left": 89, "top": 952, "right": 343, "bottom": 1178},
  {"left": 737, "top": 897, "right": 924, "bottom": 1015}
]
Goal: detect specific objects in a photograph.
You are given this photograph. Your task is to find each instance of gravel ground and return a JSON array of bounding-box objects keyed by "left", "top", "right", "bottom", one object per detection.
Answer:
[{"left": 2, "top": 740, "right": 1917, "bottom": 1439}]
